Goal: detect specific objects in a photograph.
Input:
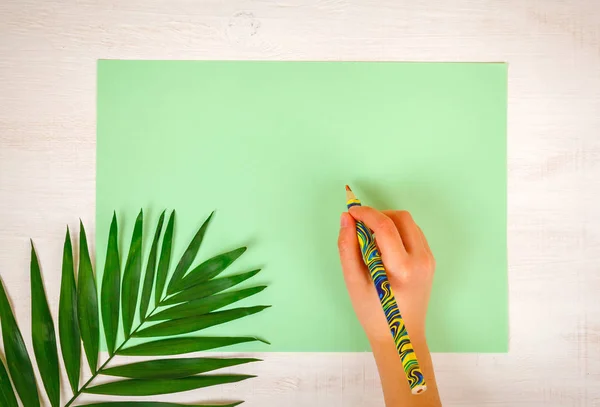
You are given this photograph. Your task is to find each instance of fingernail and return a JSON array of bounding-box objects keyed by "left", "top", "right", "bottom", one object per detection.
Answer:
[{"left": 340, "top": 212, "right": 350, "bottom": 228}]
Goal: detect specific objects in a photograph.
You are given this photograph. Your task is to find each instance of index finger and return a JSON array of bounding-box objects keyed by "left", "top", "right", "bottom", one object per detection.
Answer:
[
  {"left": 348, "top": 206, "right": 408, "bottom": 258},
  {"left": 382, "top": 210, "right": 424, "bottom": 254}
]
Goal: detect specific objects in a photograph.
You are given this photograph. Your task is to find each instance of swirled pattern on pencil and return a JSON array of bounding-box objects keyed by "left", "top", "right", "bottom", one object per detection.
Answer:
[{"left": 346, "top": 199, "right": 426, "bottom": 394}]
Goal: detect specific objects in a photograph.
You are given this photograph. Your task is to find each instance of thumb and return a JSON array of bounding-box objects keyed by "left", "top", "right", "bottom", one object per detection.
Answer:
[{"left": 338, "top": 212, "right": 369, "bottom": 286}]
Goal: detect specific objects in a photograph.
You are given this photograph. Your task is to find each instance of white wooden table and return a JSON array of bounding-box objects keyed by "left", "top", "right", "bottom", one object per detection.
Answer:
[{"left": 1, "top": 1, "right": 599, "bottom": 406}]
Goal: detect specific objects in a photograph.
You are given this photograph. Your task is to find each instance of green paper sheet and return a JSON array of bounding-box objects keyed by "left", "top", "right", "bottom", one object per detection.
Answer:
[{"left": 97, "top": 61, "right": 507, "bottom": 352}]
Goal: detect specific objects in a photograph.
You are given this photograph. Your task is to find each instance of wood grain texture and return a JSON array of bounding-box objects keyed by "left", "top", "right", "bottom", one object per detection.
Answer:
[{"left": 1, "top": 0, "right": 600, "bottom": 405}]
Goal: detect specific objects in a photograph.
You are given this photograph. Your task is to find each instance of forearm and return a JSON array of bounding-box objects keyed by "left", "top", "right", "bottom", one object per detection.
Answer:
[
  {"left": 338, "top": 206, "right": 441, "bottom": 405},
  {"left": 370, "top": 334, "right": 441, "bottom": 407}
]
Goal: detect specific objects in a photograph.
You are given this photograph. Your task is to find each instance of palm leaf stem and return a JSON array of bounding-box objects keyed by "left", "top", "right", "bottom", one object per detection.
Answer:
[{"left": 65, "top": 301, "right": 163, "bottom": 407}]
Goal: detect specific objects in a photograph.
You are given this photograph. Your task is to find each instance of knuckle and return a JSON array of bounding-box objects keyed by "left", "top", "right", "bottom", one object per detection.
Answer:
[
  {"left": 388, "top": 256, "right": 411, "bottom": 274},
  {"left": 394, "top": 268, "right": 412, "bottom": 283},
  {"left": 337, "top": 234, "right": 354, "bottom": 254},
  {"left": 397, "top": 210, "right": 413, "bottom": 222},
  {"left": 429, "top": 256, "right": 437, "bottom": 272},
  {"left": 376, "top": 217, "right": 396, "bottom": 233},
  {"left": 419, "top": 254, "right": 436, "bottom": 273},
  {"left": 337, "top": 235, "right": 347, "bottom": 251},
  {"left": 396, "top": 256, "right": 411, "bottom": 268},
  {"left": 416, "top": 254, "right": 430, "bottom": 267}
]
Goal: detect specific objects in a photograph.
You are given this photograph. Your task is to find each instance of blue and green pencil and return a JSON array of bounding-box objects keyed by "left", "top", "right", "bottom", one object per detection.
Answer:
[{"left": 345, "top": 185, "right": 427, "bottom": 395}]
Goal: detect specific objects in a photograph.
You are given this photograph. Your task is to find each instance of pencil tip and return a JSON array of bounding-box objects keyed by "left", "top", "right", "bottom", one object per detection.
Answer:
[{"left": 345, "top": 185, "right": 352, "bottom": 192}]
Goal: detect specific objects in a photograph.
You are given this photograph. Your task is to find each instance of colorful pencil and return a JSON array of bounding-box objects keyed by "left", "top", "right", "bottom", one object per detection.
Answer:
[{"left": 345, "top": 185, "right": 427, "bottom": 395}]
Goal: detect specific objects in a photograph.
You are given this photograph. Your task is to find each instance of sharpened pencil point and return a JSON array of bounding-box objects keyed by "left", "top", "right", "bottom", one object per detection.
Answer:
[{"left": 345, "top": 185, "right": 357, "bottom": 202}]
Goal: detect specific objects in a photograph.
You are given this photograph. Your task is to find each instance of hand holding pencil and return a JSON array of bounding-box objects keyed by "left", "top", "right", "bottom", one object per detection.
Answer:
[{"left": 338, "top": 187, "right": 442, "bottom": 406}]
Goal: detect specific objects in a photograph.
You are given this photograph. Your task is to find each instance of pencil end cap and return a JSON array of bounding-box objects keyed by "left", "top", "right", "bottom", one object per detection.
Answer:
[{"left": 411, "top": 384, "right": 427, "bottom": 395}]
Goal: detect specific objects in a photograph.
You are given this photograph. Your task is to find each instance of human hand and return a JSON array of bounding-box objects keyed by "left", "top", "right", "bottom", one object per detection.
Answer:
[{"left": 338, "top": 207, "right": 435, "bottom": 344}]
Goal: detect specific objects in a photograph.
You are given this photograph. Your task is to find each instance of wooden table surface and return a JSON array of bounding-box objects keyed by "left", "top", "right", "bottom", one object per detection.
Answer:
[{"left": 1, "top": 1, "right": 599, "bottom": 406}]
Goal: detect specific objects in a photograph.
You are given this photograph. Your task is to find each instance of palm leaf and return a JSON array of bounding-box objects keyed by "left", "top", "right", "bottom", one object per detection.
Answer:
[
  {"left": 140, "top": 211, "right": 165, "bottom": 320},
  {"left": 30, "top": 243, "right": 60, "bottom": 407},
  {"left": 0, "top": 279, "right": 40, "bottom": 407},
  {"left": 134, "top": 306, "right": 269, "bottom": 338},
  {"left": 58, "top": 227, "right": 80, "bottom": 392},
  {"left": 85, "top": 375, "right": 254, "bottom": 396},
  {"left": 78, "top": 403, "right": 243, "bottom": 407},
  {"left": 0, "top": 359, "right": 18, "bottom": 407},
  {"left": 1, "top": 209, "right": 268, "bottom": 407},
  {"left": 170, "top": 247, "right": 247, "bottom": 293},
  {"left": 122, "top": 209, "right": 144, "bottom": 338},
  {"left": 149, "top": 286, "right": 266, "bottom": 321},
  {"left": 119, "top": 336, "right": 267, "bottom": 356},
  {"left": 101, "top": 212, "right": 121, "bottom": 356},
  {"left": 102, "top": 357, "right": 260, "bottom": 379},
  {"left": 154, "top": 211, "right": 175, "bottom": 307},
  {"left": 166, "top": 212, "right": 213, "bottom": 295},
  {"left": 78, "top": 220, "right": 100, "bottom": 374},
  {"left": 163, "top": 269, "right": 261, "bottom": 306}
]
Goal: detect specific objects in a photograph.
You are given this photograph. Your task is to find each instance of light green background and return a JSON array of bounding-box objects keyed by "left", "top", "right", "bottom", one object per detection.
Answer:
[{"left": 97, "top": 60, "right": 507, "bottom": 352}]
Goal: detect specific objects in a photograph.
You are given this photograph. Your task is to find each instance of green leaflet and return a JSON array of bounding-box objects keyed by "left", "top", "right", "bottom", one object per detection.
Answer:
[
  {"left": 163, "top": 270, "right": 261, "bottom": 306},
  {"left": 58, "top": 227, "right": 80, "bottom": 393},
  {"left": 170, "top": 247, "right": 246, "bottom": 293},
  {"left": 30, "top": 243, "right": 60, "bottom": 407},
  {"left": 78, "top": 220, "right": 100, "bottom": 374},
  {"left": 0, "top": 280, "right": 40, "bottom": 407},
  {"left": 134, "top": 306, "right": 270, "bottom": 337},
  {"left": 122, "top": 210, "right": 144, "bottom": 338},
  {"left": 85, "top": 375, "right": 255, "bottom": 396},
  {"left": 101, "top": 213, "right": 121, "bottom": 356},
  {"left": 0, "top": 359, "right": 17, "bottom": 407},
  {"left": 119, "top": 336, "right": 268, "bottom": 356},
  {"left": 149, "top": 286, "right": 267, "bottom": 321},
  {"left": 140, "top": 211, "right": 165, "bottom": 320},
  {"left": 166, "top": 212, "right": 213, "bottom": 295},
  {"left": 154, "top": 211, "right": 174, "bottom": 307},
  {"left": 77, "top": 403, "right": 243, "bottom": 407},
  {"left": 102, "top": 357, "right": 260, "bottom": 379}
]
